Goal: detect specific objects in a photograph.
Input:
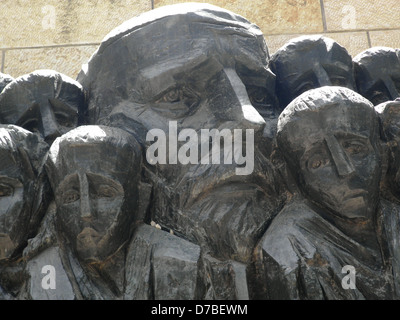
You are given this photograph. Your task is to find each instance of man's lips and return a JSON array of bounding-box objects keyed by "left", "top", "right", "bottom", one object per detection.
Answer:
[
  {"left": 343, "top": 189, "right": 368, "bottom": 201},
  {"left": 77, "top": 227, "right": 102, "bottom": 247}
]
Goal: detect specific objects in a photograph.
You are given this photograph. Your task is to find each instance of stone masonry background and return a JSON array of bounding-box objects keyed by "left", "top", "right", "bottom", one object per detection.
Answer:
[{"left": 1, "top": 0, "right": 399, "bottom": 80}]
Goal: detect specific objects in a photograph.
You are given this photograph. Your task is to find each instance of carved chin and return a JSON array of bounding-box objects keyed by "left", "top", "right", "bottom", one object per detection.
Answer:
[
  {"left": 0, "top": 234, "right": 15, "bottom": 260},
  {"left": 340, "top": 196, "right": 369, "bottom": 218},
  {"left": 326, "top": 195, "right": 372, "bottom": 219}
]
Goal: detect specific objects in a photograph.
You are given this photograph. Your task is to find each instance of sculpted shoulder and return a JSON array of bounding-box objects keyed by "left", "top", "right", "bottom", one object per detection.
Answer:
[{"left": 258, "top": 197, "right": 319, "bottom": 272}]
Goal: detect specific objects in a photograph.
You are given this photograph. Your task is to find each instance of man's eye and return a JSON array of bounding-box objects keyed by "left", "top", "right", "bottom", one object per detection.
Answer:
[
  {"left": 0, "top": 184, "right": 13, "bottom": 197},
  {"left": 55, "top": 112, "right": 76, "bottom": 128},
  {"left": 307, "top": 155, "right": 330, "bottom": 171},
  {"left": 295, "top": 82, "right": 314, "bottom": 96},
  {"left": 247, "top": 86, "right": 271, "bottom": 105},
  {"left": 157, "top": 88, "right": 182, "bottom": 103},
  {"left": 19, "top": 119, "right": 40, "bottom": 134},
  {"left": 154, "top": 86, "right": 200, "bottom": 112},
  {"left": 62, "top": 190, "right": 80, "bottom": 204},
  {"left": 330, "top": 76, "right": 347, "bottom": 86},
  {"left": 94, "top": 185, "right": 120, "bottom": 198},
  {"left": 343, "top": 141, "right": 368, "bottom": 155}
]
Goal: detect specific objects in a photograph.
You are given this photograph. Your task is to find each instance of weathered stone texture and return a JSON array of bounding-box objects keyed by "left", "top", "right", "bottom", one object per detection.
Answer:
[
  {"left": 125, "top": 224, "right": 202, "bottom": 300},
  {"left": 0, "top": 0, "right": 152, "bottom": 48},
  {"left": 3, "top": 45, "right": 98, "bottom": 79},
  {"left": 370, "top": 29, "right": 400, "bottom": 49}
]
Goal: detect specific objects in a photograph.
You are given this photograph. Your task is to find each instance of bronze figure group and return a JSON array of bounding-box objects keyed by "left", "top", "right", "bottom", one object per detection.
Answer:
[{"left": 1, "top": 3, "right": 400, "bottom": 300}]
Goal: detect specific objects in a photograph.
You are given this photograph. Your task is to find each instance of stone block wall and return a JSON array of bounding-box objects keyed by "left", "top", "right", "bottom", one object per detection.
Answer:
[{"left": 1, "top": 0, "right": 399, "bottom": 79}]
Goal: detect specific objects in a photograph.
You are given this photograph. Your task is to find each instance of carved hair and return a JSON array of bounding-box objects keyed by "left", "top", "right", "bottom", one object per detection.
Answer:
[
  {"left": 276, "top": 86, "right": 378, "bottom": 167},
  {"left": 46, "top": 125, "right": 142, "bottom": 189},
  {"left": 0, "top": 124, "right": 49, "bottom": 175}
]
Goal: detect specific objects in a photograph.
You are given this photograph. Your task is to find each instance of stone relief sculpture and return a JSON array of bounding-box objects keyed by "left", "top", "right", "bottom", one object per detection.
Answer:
[
  {"left": 21, "top": 125, "right": 143, "bottom": 299},
  {"left": 354, "top": 47, "right": 400, "bottom": 105},
  {"left": 269, "top": 35, "right": 356, "bottom": 108},
  {"left": 0, "top": 69, "right": 87, "bottom": 145},
  {"left": 375, "top": 99, "right": 400, "bottom": 203},
  {"left": 254, "top": 86, "right": 400, "bottom": 299},
  {"left": 0, "top": 125, "right": 50, "bottom": 299},
  {"left": 77, "top": 2, "right": 286, "bottom": 298},
  {"left": 1, "top": 3, "right": 400, "bottom": 300},
  {"left": 20, "top": 125, "right": 206, "bottom": 300}
]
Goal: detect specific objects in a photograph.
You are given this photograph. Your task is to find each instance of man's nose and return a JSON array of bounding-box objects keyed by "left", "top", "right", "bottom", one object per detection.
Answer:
[
  {"left": 208, "top": 68, "right": 265, "bottom": 132},
  {"left": 79, "top": 173, "right": 92, "bottom": 220},
  {"left": 39, "top": 100, "right": 60, "bottom": 143},
  {"left": 314, "top": 66, "right": 332, "bottom": 87},
  {"left": 325, "top": 135, "right": 355, "bottom": 177}
]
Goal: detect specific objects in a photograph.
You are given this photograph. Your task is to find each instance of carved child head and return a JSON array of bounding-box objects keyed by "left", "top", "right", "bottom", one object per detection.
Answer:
[
  {"left": 270, "top": 35, "right": 355, "bottom": 108},
  {"left": 354, "top": 47, "right": 400, "bottom": 105},
  {"left": 375, "top": 99, "right": 400, "bottom": 199},
  {"left": 46, "top": 125, "right": 142, "bottom": 263},
  {"left": 277, "top": 86, "right": 381, "bottom": 220},
  {"left": 0, "top": 70, "right": 86, "bottom": 145},
  {"left": 0, "top": 125, "right": 49, "bottom": 260}
]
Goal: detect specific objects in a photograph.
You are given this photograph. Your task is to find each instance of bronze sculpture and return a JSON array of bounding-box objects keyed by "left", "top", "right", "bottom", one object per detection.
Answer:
[
  {"left": 254, "top": 86, "right": 400, "bottom": 299},
  {"left": 1, "top": 3, "right": 400, "bottom": 300},
  {"left": 0, "top": 70, "right": 86, "bottom": 145},
  {"left": 354, "top": 47, "right": 400, "bottom": 105},
  {"left": 270, "top": 35, "right": 356, "bottom": 108}
]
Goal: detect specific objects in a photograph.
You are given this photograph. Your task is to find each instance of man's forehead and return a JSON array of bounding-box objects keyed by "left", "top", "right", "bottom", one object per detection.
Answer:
[
  {"left": 280, "top": 52, "right": 351, "bottom": 78},
  {"left": 139, "top": 50, "right": 212, "bottom": 82},
  {"left": 57, "top": 143, "right": 132, "bottom": 170},
  {"left": 362, "top": 51, "right": 399, "bottom": 69},
  {"left": 131, "top": 20, "right": 266, "bottom": 65}
]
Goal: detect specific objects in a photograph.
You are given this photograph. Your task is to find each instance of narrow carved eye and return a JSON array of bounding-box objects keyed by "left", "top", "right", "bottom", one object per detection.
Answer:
[
  {"left": 247, "top": 86, "right": 270, "bottom": 105},
  {"left": 295, "top": 82, "right": 315, "bottom": 97},
  {"left": 306, "top": 154, "right": 330, "bottom": 171},
  {"left": 158, "top": 88, "right": 182, "bottom": 103},
  {"left": 330, "top": 76, "right": 347, "bottom": 86},
  {"left": 343, "top": 140, "right": 368, "bottom": 156},
  {"left": 20, "top": 119, "right": 40, "bottom": 134},
  {"left": 55, "top": 111, "right": 76, "bottom": 128},
  {"left": 0, "top": 184, "right": 13, "bottom": 197},
  {"left": 96, "top": 185, "right": 120, "bottom": 198},
  {"left": 311, "top": 159, "right": 322, "bottom": 169},
  {"left": 62, "top": 190, "right": 80, "bottom": 204},
  {"left": 153, "top": 86, "right": 200, "bottom": 117}
]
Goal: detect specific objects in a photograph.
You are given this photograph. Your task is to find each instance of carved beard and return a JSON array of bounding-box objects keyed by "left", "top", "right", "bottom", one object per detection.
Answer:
[{"left": 76, "top": 227, "right": 104, "bottom": 262}]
